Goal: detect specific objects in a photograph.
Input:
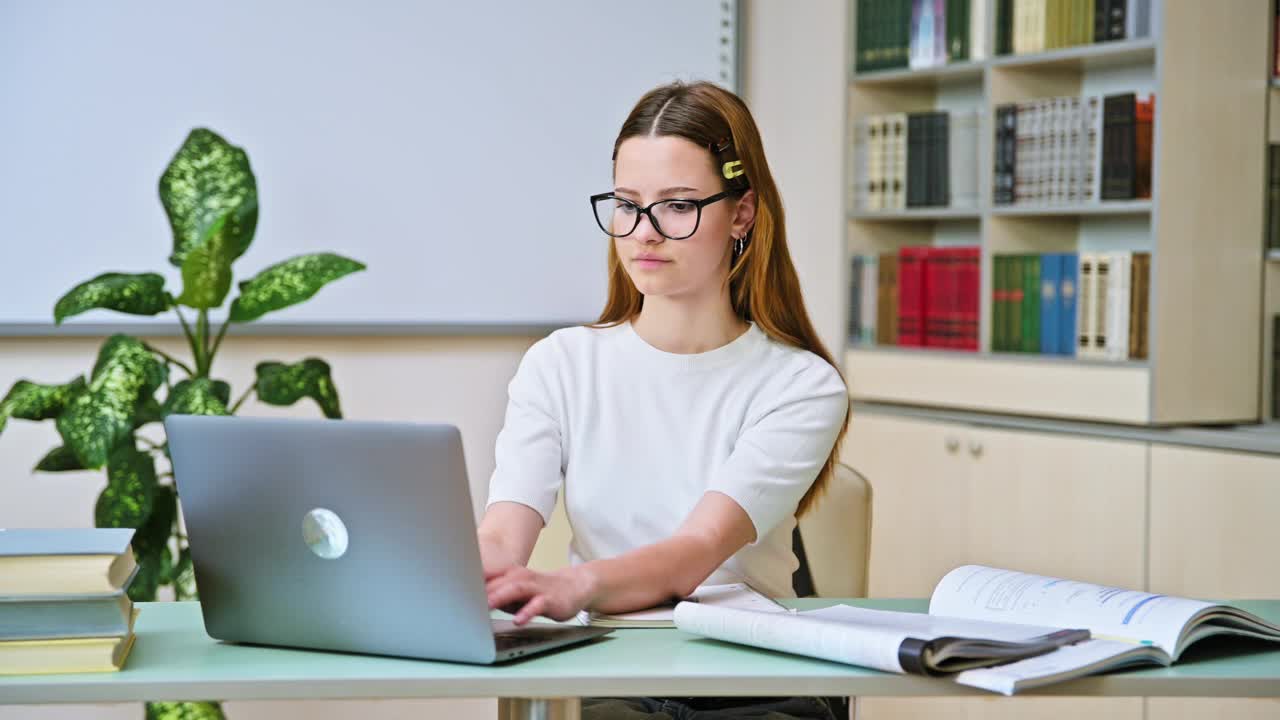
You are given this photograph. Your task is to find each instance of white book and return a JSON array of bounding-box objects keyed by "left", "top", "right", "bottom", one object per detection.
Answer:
[
  {"left": 854, "top": 116, "right": 872, "bottom": 211},
  {"left": 674, "top": 564, "right": 1280, "bottom": 696},
  {"left": 1105, "top": 251, "right": 1132, "bottom": 360},
  {"left": 861, "top": 254, "right": 878, "bottom": 344},
  {"left": 1084, "top": 95, "right": 1103, "bottom": 203},
  {"left": 1076, "top": 253, "right": 1097, "bottom": 357},
  {"left": 889, "top": 113, "right": 908, "bottom": 210},
  {"left": 868, "top": 115, "right": 885, "bottom": 211},
  {"left": 969, "top": 0, "right": 988, "bottom": 61},
  {"left": 1092, "top": 253, "right": 1111, "bottom": 358},
  {"left": 948, "top": 109, "right": 979, "bottom": 209}
]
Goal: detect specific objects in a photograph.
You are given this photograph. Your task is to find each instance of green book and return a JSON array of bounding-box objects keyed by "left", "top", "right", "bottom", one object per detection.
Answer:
[
  {"left": 993, "top": 255, "right": 1006, "bottom": 351},
  {"left": 1022, "top": 254, "right": 1042, "bottom": 353},
  {"left": 1013, "top": 254, "right": 1024, "bottom": 351}
]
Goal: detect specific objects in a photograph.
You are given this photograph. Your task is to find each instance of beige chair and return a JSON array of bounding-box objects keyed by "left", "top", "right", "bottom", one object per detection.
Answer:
[
  {"left": 528, "top": 462, "right": 874, "bottom": 598},
  {"left": 796, "top": 462, "right": 873, "bottom": 598}
]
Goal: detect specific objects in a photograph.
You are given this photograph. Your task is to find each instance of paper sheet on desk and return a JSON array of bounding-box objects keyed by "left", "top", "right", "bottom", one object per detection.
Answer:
[{"left": 575, "top": 583, "right": 786, "bottom": 627}]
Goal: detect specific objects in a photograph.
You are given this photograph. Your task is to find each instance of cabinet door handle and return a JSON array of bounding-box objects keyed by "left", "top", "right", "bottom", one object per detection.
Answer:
[
  {"left": 945, "top": 436, "right": 960, "bottom": 453},
  {"left": 968, "top": 439, "right": 984, "bottom": 457}
]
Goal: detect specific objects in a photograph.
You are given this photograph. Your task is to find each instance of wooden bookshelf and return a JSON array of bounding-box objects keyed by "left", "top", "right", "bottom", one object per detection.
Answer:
[
  {"left": 850, "top": 208, "right": 981, "bottom": 221},
  {"left": 988, "top": 38, "right": 1157, "bottom": 71},
  {"left": 845, "top": 0, "right": 1268, "bottom": 426},
  {"left": 988, "top": 200, "right": 1152, "bottom": 217},
  {"left": 852, "top": 61, "right": 984, "bottom": 87}
]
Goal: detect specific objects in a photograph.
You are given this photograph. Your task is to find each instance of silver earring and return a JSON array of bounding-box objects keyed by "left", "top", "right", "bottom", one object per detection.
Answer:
[{"left": 733, "top": 235, "right": 745, "bottom": 257}]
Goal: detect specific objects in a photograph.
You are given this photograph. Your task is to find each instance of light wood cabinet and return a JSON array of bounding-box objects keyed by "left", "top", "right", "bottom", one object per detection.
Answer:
[
  {"left": 849, "top": 413, "right": 1147, "bottom": 598},
  {"left": 1149, "top": 446, "right": 1280, "bottom": 598}
]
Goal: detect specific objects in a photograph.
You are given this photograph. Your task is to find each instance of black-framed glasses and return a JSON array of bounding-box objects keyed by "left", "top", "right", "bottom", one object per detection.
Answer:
[{"left": 590, "top": 191, "right": 733, "bottom": 240}]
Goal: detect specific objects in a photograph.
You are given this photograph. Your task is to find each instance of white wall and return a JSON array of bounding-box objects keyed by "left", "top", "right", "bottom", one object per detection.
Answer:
[{"left": 0, "top": 1, "right": 847, "bottom": 717}]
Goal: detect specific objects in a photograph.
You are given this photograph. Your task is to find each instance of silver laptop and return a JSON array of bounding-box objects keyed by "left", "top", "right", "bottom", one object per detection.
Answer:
[{"left": 165, "top": 414, "right": 610, "bottom": 664}]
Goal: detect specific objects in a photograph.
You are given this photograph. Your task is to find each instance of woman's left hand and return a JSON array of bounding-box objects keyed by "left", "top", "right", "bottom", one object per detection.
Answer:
[{"left": 485, "top": 565, "right": 599, "bottom": 625}]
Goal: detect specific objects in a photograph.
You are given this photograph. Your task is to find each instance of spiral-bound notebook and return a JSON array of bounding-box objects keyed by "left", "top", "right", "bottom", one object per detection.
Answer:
[{"left": 576, "top": 583, "right": 787, "bottom": 628}]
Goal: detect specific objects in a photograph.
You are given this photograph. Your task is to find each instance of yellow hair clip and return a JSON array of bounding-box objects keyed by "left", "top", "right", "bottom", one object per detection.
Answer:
[{"left": 722, "top": 160, "right": 745, "bottom": 180}]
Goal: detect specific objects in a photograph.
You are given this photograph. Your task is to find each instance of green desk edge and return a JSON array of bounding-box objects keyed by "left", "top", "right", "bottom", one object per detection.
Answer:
[{"left": 2, "top": 599, "right": 1278, "bottom": 704}]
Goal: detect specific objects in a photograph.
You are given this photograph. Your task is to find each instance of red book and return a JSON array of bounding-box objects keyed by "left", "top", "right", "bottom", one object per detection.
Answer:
[
  {"left": 961, "top": 247, "right": 980, "bottom": 351},
  {"left": 923, "top": 248, "right": 943, "bottom": 347},
  {"left": 1135, "top": 94, "right": 1155, "bottom": 199},
  {"left": 897, "top": 246, "right": 930, "bottom": 347}
]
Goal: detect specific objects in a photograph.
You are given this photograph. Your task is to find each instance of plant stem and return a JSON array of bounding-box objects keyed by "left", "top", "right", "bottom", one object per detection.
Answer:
[
  {"left": 196, "top": 310, "right": 210, "bottom": 377},
  {"left": 173, "top": 306, "right": 203, "bottom": 374},
  {"left": 230, "top": 385, "right": 255, "bottom": 414},
  {"left": 208, "top": 318, "right": 231, "bottom": 368},
  {"left": 142, "top": 343, "right": 195, "bottom": 376}
]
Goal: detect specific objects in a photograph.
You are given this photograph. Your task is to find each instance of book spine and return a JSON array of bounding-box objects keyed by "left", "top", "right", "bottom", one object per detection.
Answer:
[
  {"left": 1040, "top": 252, "right": 1061, "bottom": 355},
  {"left": 923, "top": 248, "right": 942, "bottom": 346},
  {"left": 882, "top": 251, "right": 900, "bottom": 344},
  {"left": 997, "top": 0, "right": 1013, "bottom": 54},
  {"left": 1131, "top": 251, "right": 1150, "bottom": 360},
  {"left": 1107, "top": 251, "right": 1131, "bottom": 360},
  {"left": 963, "top": 246, "right": 979, "bottom": 350},
  {"left": 971, "top": 0, "right": 988, "bottom": 60},
  {"left": 1271, "top": 145, "right": 1280, "bottom": 250},
  {"left": 1077, "top": 253, "right": 1095, "bottom": 357},
  {"left": 1093, "top": 0, "right": 1109, "bottom": 41},
  {"left": 1135, "top": 93, "right": 1154, "bottom": 199},
  {"left": 1060, "top": 252, "right": 1078, "bottom": 356},
  {"left": 1021, "top": 253, "right": 1041, "bottom": 353},
  {"left": 863, "top": 254, "right": 879, "bottom": 344},
  {"left": 1092, "top": 253, "right": 1110, "bottom": 356},
  {"left": 1107, "top": 0, "right": 1126, "bottom": 39},
  {"left": 908, "top": 113, "right": 925, "bottom": 207},
  {"left": 898, "top": 246, "right": 930, "bottom": 346},
  {"left": 850, "top": 255, "right": 863, "bottom": 340},
  {"left": 1101, "top": 92, "right": 1137, "bottom": 200}
]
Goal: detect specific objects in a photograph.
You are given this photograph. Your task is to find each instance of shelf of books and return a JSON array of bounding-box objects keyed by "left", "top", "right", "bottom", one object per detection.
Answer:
[{"left": 846, "top": 0, "right": 1267, "bottom": 426}]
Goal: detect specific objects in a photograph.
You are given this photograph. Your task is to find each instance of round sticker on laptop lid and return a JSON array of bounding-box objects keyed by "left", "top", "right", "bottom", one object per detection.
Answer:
[{"left": 302, "top": 508, "right": 349, "bottom": 559}]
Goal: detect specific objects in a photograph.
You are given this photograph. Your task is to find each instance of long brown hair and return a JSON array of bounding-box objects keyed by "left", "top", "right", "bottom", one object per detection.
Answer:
[{"left": 591, "top": 80, "right": 849, "bottom": 517}]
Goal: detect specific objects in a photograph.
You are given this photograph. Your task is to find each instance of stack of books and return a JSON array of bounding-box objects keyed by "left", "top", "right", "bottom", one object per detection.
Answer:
[{"left": 0, "top": 528, "right": 140, "bottom": 675}]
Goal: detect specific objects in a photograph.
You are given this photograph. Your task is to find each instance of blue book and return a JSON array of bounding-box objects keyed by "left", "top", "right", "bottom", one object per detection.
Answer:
[
  {"left": 1059, "top": 253, "right": 1079, "bottom": 357},
  {"left": 1040, "top": 254, "right": 1063, "bottom": 355},
  {"left": 0, "top": 528, "right": 136, "bottom": 597}
]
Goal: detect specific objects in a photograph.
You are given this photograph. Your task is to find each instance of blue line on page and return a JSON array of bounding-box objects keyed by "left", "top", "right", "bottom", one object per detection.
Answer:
[{"left": 1123, "top": 595, "right": 1165, "bottom": 625}]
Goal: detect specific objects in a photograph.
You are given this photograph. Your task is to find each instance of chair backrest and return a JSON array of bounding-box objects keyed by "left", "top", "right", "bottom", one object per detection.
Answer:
[
  {"left": 526, "top": 463, "right": 874, "bottom": 600},
  {"left": 795, "top": 463, "right": 873, "bottom": 598}
]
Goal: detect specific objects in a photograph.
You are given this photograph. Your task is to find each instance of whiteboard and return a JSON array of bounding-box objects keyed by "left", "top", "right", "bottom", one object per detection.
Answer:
[{"left": 0, "top": 0, "right": 738, "bottom": 334}]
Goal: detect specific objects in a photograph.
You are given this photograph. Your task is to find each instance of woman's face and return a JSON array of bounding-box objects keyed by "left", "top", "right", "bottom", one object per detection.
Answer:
[{"left": 611, "top": 135, "right": 754, "bottom": 301}]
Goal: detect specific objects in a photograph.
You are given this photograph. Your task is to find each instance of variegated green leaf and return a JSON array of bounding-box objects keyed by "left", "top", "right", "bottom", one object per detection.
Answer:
[
  {"left": 176, "top": 213, "right": 235, "bottom": 309},
  {"left": 59, "top": 336, "right": 166, "bottom": 468},
  {"left": 0, "top": 376, "right": 86, "bottom": 437},
  {"left": 94, "top": 444, "right": 157, "bottom": 530},
  {"left": 160, "top": 128, "right": 257, "bottom": 268},
  {"left": 34, "top": 445, "right": 85, "bottom": 472},
  {"left": 145, "top": 701, "right": 225, "bottom": 720},
  {"left": 53, "top": 273, "right": 169, "bottom": 324},
  {"left": 229, "top": 253, "right": 365, "bottom": 323},
  {"left": 161, "top": 379, "right": 231, "bottom": 417},
  {"left": 255, "top": 358, "right": 343, "bottom": 418},
  {"left": 127, "top": 544, "right": 170, "bottom": 603},
  {"left": 172, "top": 546, "right": 198, "bottom": 601},
  {"left": 134, "top": 483, "right": 176, "bottom": 561}
]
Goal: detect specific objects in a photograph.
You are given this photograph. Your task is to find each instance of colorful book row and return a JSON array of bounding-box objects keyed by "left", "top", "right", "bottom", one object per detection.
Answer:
[
  {"left": 856, "top": 0, "right": 988, "bottom": 73},
  {"left": 850, "top": 247, "right": 980, "bottom": 351},
  {"left": 994, "top": 251, "right": 1149, "bottom": 361},
  {"left": 996, "top": 0, "right": 1153, "bottom": 56},
  {"left": 855, "top": 110, "right": 979, "bottom": 212},
  {"left": 994, "top": 92, "right": 1153, "bottom": 206}
]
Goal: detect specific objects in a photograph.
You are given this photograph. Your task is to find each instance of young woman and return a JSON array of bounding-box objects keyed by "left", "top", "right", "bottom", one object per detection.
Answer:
[{"left": 478, "top": 80, "right": 850, "bottom": 719}]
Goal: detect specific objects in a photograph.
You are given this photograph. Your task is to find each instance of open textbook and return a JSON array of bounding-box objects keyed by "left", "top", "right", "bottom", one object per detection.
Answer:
[
  {"left": 674, "top": 565, "right": 1280, "bottom": 695},
  {"left": 577, "top": 583, "right": 787, "bottom": 628}
]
